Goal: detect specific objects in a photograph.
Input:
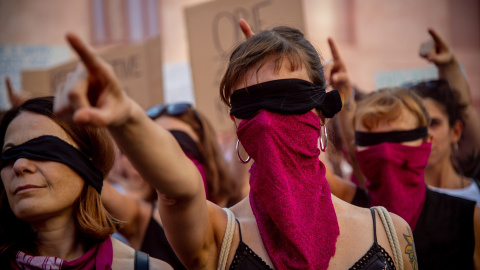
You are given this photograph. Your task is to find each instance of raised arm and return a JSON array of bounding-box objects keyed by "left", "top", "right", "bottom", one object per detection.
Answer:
[
  {"left": 327, "top": 37, "right": 367, "bottom": 188},
  {"left": 421, "top": 28, "right": 480, "bottom": 176},
  {"left": 54, "top": 33, "right": 226, "bottom": 268}
]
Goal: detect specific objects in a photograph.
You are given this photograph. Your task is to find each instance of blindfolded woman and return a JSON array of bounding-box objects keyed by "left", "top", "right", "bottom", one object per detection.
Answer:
[{"left": 0, "top": 96, "right": 171, "bottom": 269}]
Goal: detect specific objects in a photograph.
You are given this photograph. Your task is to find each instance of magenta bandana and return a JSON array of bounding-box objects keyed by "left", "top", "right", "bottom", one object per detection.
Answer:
[
  {"left": 237, "top": 110, "right": 339, "bottom": 270},
  {"left": 356, "top": 142, "right": 431, "bottom": 229}
]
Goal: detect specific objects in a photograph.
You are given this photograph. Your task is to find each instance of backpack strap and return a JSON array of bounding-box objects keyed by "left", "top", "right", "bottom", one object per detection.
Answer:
[{"left": 134, "top": 250, "right": 150, "bottom": 270}]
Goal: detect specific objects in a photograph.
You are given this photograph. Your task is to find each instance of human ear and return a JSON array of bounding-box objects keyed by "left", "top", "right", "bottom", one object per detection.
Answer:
[{"left": 450, "top": 120, "right": 463, "bottom": 143}]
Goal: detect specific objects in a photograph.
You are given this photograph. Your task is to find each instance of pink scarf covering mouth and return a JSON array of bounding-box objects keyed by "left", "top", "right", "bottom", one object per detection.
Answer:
[
  {"left": 356, "top": 142, "right": 431, "bottom": 230},
  {"left": 237, "top": 110, "right": 339, "bottom": 270},
  {"left": 15, "top": 237, "right": 113, "bottom": 270}
]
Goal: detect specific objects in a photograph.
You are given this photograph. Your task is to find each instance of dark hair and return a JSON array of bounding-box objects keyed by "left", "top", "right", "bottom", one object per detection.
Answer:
[
  {"left": 0, "top": 96, "right": 118, "bottom": 261},
  {"left": 409, "top": 79, "right": 466, "bottom": 127},
  {"left": 220, "top": 26, "right": 325, "bottom": 106}
]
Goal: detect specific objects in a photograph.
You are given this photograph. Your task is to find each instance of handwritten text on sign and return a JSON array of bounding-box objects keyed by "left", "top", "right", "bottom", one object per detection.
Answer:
[{"left": 186, "top": 0, "right": 304, "bottom": 132}]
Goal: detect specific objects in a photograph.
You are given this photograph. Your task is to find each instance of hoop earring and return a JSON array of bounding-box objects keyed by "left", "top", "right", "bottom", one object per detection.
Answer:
[
  {"left": 319, "top": 125, "right": 328, "bottom": 152},
  {"left": 236, "top": 140, "right": 251, "bottom": 163}
]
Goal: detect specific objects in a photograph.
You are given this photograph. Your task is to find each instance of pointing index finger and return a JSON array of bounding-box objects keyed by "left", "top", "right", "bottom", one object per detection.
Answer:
[
  {"left": 66, "top": 33, "right": 101, "bottom": 74},
  {"left": 239, "top": 19, "right": 254, "bottom": 39},
  {"left": 427, "top": 28, "right": 447, "bottom": 49},
  {"left": 328, "top": 37, "right": 342, "bottom": 61},
  {"left": 5, "top": 77, "right": 14, "bottom": 99}
]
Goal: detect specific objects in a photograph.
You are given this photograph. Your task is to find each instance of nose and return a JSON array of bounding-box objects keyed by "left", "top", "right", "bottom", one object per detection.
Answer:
[{"left": 12, "top": 158, "right": 37, "bottom": 176}]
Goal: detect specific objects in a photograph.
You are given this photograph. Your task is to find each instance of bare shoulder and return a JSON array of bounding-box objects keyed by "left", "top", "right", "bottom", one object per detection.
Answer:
[
  {"left": 150, "top": 257, "right": 174, "bottom": 270},
  {"left": 111, "top": 237, "right": 135, "bottom": 269},
  {"left": 111, "top": 237, "right": 173, "bottom": 269},
  {"left": 386, "top": 211, "right": 418, "bottom": 270}
]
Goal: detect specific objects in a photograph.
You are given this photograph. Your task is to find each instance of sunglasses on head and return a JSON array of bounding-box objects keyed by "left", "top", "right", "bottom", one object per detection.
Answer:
[{"left": 146, "top": 102, "right": 193, "bottom": 119}]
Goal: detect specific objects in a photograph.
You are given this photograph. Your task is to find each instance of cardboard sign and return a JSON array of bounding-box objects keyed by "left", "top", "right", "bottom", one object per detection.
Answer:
[
  {"left": 22, "top": 36, "right": 163, "bottom": 110},
  {"left": 185, "top": 0, "right": 305, "bottom": 133},
  {"left": 0, "top": 45, "right": 70, "bottom": 110}
]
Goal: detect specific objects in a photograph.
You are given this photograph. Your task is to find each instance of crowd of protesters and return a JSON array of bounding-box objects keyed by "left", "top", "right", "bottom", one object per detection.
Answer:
[{"left": 0, "top": 18, "right": 479, "bottom": 270}]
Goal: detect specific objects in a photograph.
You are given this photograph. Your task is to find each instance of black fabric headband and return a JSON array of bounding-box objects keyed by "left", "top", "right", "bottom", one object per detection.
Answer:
[
  {"left": 230, "top": 79, "right": 342, "bottom": 119},
  {"left": 1, "top": 135, "right": 104, "bottom": 193},
  {"left": 355, "top": 127, "right": 428, "bottom": 147}
]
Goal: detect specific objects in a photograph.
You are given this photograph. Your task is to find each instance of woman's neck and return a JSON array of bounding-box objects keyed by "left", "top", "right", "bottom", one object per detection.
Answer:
[
  {"left": 31, "top": 214, "right": 86, "bottom": 261},
  {"left": 425, "top": 155, "right": 468, "bottom": 189}
]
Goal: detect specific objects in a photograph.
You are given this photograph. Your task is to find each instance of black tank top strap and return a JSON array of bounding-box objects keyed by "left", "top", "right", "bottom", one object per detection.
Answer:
[
  {"left": 235, "top": 219, "right": 242, "bottom": 241},
  {"left": 370, "top": 208, "right": 378, "bottom": 244}
]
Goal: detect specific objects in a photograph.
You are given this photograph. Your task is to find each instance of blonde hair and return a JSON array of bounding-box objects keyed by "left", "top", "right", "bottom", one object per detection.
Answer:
[{"left": 354, "top": 87, "right": 429, "bottom": 132}]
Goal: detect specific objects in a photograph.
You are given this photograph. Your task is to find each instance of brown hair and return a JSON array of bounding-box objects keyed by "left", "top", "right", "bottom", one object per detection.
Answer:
[
  {"left": 220, "top": 26, "right": 326, "bottom": 107},
  {"left": 354, "top": 87, "right": 429, "bottom": 133},
  {"left": 0, "top": 96, "right": 118, "bottom": 261},
  {"left": 163, "top": 108, "right": 234, "bottom": 205}
]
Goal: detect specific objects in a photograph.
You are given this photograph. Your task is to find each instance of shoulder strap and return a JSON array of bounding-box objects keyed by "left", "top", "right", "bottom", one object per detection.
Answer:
[
  {"left": 369, "top": 208, "right": 378, "bottom": 244},
  {"left": 217, "top": 208, "right": 236, "bottom": 270},
  {"left": 134, "top": 250, "right": 150, "bottom": 270},
  {"left": 372, "top": 206, "right": 404, "bottom": 270},
  {"left": 235, "top": 219, "right": 242, "bottom": 241}
]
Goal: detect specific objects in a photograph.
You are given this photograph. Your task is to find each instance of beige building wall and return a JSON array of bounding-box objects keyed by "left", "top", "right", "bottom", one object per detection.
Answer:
[{"left": 1, "top": 0, "right": 479, "bottom": 111}]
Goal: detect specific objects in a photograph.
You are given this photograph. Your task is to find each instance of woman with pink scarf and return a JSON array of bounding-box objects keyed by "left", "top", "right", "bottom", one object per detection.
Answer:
[{"left": 53, "top": 26, "right": 416, "bottom": 269}]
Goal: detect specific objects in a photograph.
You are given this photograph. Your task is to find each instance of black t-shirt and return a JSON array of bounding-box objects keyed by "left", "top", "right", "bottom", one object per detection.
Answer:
[{"left": 413, "top": 189, "right": 475, "bottom": 270}]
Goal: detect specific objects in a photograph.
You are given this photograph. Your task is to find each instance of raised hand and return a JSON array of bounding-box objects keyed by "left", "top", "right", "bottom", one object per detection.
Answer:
[
  {"left": 5, "top": 77, "right": 28, "bottom": 107},
  {"left": 239, "top": 18, "right": 254, "bottom": 39},
  {"left": 54, "top": 33, "right": 133, "bottom": 127},
  {"left": 327, "top": 37, "right": 352, "bottom": 101},
  {"left": 421, "top": 28, "right": 454, "bottom": 65}
]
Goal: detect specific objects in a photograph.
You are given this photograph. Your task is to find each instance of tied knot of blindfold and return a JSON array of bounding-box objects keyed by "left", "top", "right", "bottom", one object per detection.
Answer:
[
  {"left": 230, "top": 79, "right": 342, "bottom": 119},
  {"left": 1, "top": 135, "right": 104, "bottom": 193},
  {"left": 355, "top": 127, "right": 428, "bottom": 147}
]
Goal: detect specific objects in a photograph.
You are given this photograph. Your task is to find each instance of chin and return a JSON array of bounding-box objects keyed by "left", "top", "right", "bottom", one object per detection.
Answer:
[{"left": 12, "top": 202, "right": 50, "bottom": 222}]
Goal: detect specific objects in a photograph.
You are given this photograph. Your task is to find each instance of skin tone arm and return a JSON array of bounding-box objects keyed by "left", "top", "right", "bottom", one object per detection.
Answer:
[
  {"left": 327, "top": 38, "right": 367, "bottom": 188},
  {"left": 324, "top": 159, "right": 357, "bottom": 202},
  {"left": 54, "top": 33, "right": 226, "bottom": 269},
  {"left": 422, "top": 28, "right": 480, "bottom": 176},
  {"left": 101, "top": 181, "right": 152, "bottom": 249}
]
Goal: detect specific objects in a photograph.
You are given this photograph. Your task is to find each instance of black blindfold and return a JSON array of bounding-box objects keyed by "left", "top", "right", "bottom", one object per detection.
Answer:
[
  {"left": 1, "top": 135, "right": 104, "bottom": 193},
  {"left": 230, "top": 79, "right": 342, "bottom": 119},
  {"left": 355, "top": 127, "right": 428, "bottom": 147}
]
